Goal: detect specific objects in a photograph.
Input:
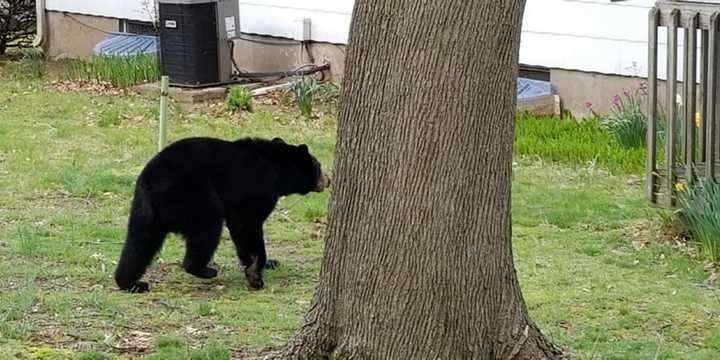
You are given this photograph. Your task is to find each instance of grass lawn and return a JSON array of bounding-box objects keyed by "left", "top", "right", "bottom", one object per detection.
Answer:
[{"left": 1, "top": 62, "right": 719, "bottom": 359}]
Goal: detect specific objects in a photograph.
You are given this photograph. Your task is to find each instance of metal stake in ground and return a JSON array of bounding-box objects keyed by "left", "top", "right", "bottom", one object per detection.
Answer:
[{"left": 158, "top": 76, "right": 169, "bottom": 152}]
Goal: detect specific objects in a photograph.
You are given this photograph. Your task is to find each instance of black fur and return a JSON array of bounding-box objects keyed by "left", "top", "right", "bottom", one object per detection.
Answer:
[{"left": 114, "top": 137, "right": 328, "bottom": 293}]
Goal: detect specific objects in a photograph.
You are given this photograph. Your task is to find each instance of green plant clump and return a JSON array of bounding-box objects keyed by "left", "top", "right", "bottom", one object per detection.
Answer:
[
  {"left": 287, "top": 77, "right": 321, "bottom": 118},
  {"left": 20, "top": 48, "right": 47, "bottom": 79},
  {"left": 599, "top": 85, "right": 649, "bottom": 149},
  {"left": 680, "top": 180, "right": 720, "bottom": 262},
  {"left": 3, "top": 48, "right": 47, "bottom": 80},
  {"left": 64, "top": 53, "right": 160, "bottom": 88},
  {"left": 226, "top": 86, "right": 253, "bottom": 113},
  {"left": 316, "top": 82, "right": 341, "bottom": 110}
]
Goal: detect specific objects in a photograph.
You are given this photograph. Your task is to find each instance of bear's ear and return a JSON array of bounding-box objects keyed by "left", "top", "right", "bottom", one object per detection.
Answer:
[
  {"left": 299, "top": 144, "right": 309, "bottom": 153},
  {"left": 272, "top": 137, "right": 285, "bottom": 144}
]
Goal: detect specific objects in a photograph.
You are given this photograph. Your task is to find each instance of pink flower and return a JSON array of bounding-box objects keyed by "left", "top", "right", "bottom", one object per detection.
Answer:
[
  {"left": 585, "top": 101, "right": 593, "bottom": 109},
  {"left": 612, "top": 95, "right": 622, "bottom": 105},
  {"left": 623, "top": 90, "right": 630, "bottom": 97},
  {"left": 638, "top": 82, "right": 648, "bottom": 95}
]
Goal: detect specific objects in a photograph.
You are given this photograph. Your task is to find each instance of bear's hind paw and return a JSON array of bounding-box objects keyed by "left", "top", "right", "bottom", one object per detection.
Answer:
[{"left": 186, "top": 266, "right": 218, "bottom": 279}]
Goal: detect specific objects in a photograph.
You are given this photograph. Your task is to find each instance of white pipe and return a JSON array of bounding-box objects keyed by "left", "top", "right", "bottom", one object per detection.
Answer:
[
  {"left": 250, "top": 81, "right": 298, "bottom": 97},
  {"left": 32, "top": 0, "right": 46, "bottom": 47}
]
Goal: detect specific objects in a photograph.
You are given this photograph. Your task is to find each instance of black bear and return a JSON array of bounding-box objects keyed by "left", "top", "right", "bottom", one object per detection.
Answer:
[{"left": 114, "top": 136, "right": 329, "bottom": 293}]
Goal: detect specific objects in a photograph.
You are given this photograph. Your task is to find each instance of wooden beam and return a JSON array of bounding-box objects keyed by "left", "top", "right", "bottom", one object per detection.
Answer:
[
  {"left": 700, "top": 29, "right": 709, "bottom": 162},
  {"left": 667, "top": 9, "right": 679, "bottom": 206},
  {"left": 647, "top": 7, "right": 660, "bottom": 204},
  {"left": 706, "top": 13, "right": 718, "bottom": 181},
  {"left": 683, "top": 24, "right": 690, "bottom": 177},
  {"left": 686, "top": 13, "right": 698, "bottom": 185},
  {"left": 657, "top": 1, "right": 720, "bottom": 29}
]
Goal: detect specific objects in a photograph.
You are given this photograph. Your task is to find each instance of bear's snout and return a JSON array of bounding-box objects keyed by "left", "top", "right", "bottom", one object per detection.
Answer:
[{"left": 315, "top": 172, "right": 331, "bottom": 192}]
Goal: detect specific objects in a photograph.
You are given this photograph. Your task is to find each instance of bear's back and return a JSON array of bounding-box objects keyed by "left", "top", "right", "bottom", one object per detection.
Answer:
[
  {"left": 136, "top": 137, "right": 282, "bottom": 194},
  {"left": 137, "top": 138, "right": 237, "bottom": 191}
]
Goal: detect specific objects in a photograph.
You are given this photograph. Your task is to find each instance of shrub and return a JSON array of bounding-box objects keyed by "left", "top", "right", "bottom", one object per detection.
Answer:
[
  {"left": 64, "top": 54, "right": 160, "bottom": 87},
  {"left": 226, "top": 86, "right": 253, "bottom": 113},
  {"left": 679, "top": 180, "right": 720, "bottom": 262},
  {"left": 0, "top": 0, "right": 35, "bottom": 55},
  {"left": 287, "top": 77, "right": 321, "bottom": 118}
]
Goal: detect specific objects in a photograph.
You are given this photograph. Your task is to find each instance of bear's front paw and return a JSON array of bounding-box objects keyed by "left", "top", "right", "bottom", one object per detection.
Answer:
[{"left": 128, "top": 281, "right": 150, "bottom": 293}]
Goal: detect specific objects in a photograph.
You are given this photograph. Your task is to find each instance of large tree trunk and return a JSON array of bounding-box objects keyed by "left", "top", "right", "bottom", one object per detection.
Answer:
[{"left": 266, "top": 1, "right": 564, "bottom": 359}]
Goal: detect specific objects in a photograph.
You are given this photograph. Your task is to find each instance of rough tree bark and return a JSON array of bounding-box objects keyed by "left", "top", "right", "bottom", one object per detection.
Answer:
[{"left": 267, "top": 1, "right": 565, "bottom": 359}]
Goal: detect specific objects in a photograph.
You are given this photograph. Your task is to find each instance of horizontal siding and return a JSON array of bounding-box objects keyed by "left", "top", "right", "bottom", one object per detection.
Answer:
[
  {"left": 239, "top": 0, "right": 352, "bottom": 14},
  {"left": 524, "top": 0, "right": 655, "bottom": 43},
  {"left": 46, "top": 0, "right": 152, "bottom": 21},
  {"left": 239, "top": 1, "right": 352, "bottom": 43},
  {"left": 521, "top": 0, "right": 660, "bottom": 78}
]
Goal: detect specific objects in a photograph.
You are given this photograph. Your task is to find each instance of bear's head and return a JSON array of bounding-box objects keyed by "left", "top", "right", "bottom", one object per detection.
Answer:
[{"left": 273, "top": 137, "right": 330, "bottom": 195}]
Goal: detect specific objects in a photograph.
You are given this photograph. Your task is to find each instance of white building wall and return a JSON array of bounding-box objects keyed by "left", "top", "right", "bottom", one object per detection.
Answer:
[
  {"left": 239, "top": 1, "right": 352, "bottom": 44},
  {"left": 521, "top": 0, "right": 674, "bottom": 79},
  {"left": 45, "top": 0, "right": 353, "bottom": 43},
  {"left": 46, "top": 0, "right": 681, "bottom": 79},
  {"left": 46, "top": 0, "right": 154, "bottom": 22}
]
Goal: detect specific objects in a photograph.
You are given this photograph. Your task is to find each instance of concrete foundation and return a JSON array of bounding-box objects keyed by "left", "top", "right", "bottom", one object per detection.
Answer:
[
  {"left": 231, "top": 34, "right": 346, "bottom": 82},
  {"left": 133, "top": 82, "right": 227, "bottom": 103},
  {"left": 132, "top": 81, "right": 265, "bottom": 104},
  {"left": 518, "top": 94, "right": 562, "bottom": 117},
  {"left": 44, "top": 11, "right": 120, "bottom": 59},
  {"left": 551, "top": 68, "right": 670, "bottom": 118}
]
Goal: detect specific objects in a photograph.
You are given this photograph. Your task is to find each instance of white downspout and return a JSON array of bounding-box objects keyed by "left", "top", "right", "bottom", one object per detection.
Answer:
[{"left": 32, "top": 0, "right": 46, "bottom": 47}]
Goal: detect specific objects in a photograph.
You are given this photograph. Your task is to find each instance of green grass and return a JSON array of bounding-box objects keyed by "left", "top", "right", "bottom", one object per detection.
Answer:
[
  {"left": 0, "top": 61, "right": 718, "bottom": 359},
  {"left": 515, "top": 114, "right": 646, "bottom": 174},
  {"left": 1, "top": 49, "right": 47, "bottom": 81},
  {"left": 64, "top": 54, "right": 160, "bottom": 88}
]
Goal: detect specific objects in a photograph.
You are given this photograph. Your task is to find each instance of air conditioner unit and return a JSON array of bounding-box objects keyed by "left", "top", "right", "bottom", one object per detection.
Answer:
[{"left": 158, "top": 0, "right": 240, "bottom": 87}]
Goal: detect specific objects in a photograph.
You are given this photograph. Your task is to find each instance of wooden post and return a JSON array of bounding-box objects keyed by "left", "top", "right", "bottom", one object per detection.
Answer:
[
  {"left": 667, "top": 10, "right": 679, "bottom": 206},
  {"left": 700, "top": 29, "right": 709, "bottom": 163},
  {"left": 159, "top": 76, "right": 169, "bottom": 152},
  {"left": 706, "top": 13, "right": 718, "bottom": 181},
  {"left": 686, "top": 13, "right": 698, "bottom": 185},
  {"left": 683, "top": 24, "right": 690, "bottom": 170},
  {"left": 716, "top": 25, "right": 720, "bottom": 182},
  {"left": 647, "top": 8, "right": 660, "bottom": 204}
]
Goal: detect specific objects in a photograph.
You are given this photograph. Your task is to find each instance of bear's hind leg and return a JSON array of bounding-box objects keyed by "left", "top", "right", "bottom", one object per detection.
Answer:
[
  {"left": 226, "top": 215, "right": 268, "bottom": 290},
  {"left": 115, "top": 221, "right": 167, "bottom": 293},
  {"left": 181, "top": 220, "right": 223, "bottom": 279}
]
